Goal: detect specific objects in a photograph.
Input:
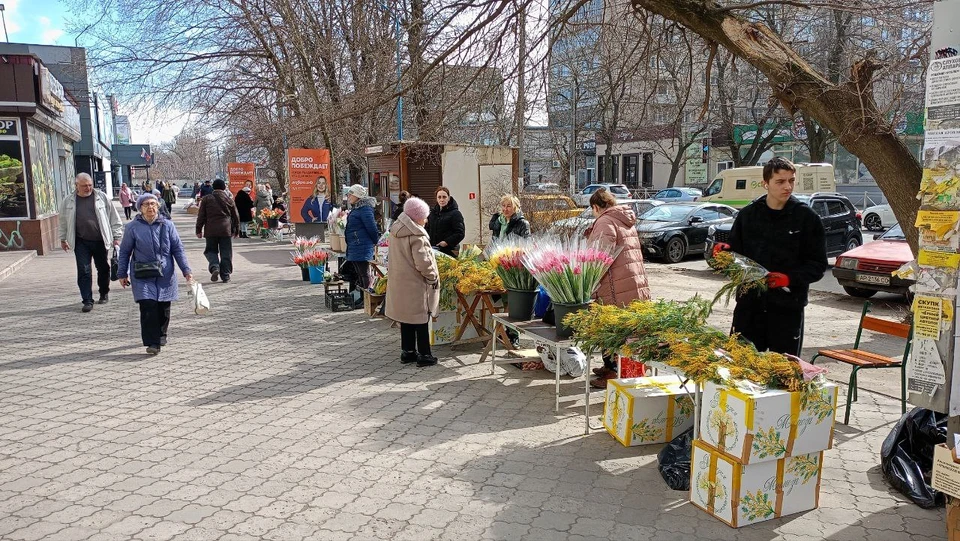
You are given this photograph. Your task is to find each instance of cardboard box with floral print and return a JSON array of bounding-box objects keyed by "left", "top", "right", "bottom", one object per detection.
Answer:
[
  {"left": 699, "top": 381, "right": 838, "bottom": 465},
  {"left": 602, "top": 376, "right": 696, "bottom": 446},
  {"left": 690, "top": 439, "right": 823, "bottom": 528}
]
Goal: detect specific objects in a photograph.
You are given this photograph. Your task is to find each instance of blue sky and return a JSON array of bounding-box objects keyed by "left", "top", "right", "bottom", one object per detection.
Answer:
[{"left": 2, "top": 0, "right": 73, "bottom": 45}]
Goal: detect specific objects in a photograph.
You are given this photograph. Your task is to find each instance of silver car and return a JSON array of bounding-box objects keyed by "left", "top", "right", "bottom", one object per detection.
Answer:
[
  {"left": 550, "top": 199, "right": 664, "bottom": 235},
  {"left": 653, "top": 187, "right": 702, "bottom": 202},
  {"left": 573, "top": 183, "right": 632, "bottom": 207}
]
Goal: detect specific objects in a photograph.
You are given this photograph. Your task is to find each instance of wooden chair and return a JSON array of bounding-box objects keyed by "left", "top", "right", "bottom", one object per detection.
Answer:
[{"left": 811, "top": 301, "right": 912, "bottom": 425}]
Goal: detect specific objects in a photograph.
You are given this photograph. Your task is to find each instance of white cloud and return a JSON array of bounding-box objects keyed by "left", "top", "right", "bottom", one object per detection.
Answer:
[
  {"left": 127, "top": 108, "right": 190, "bottom": 145},
  {"left": 37, "top": 15, "right": 50, "bottom": 26},
  {"left": 39, "top": 28, "right": 63, "bottom": 44}
]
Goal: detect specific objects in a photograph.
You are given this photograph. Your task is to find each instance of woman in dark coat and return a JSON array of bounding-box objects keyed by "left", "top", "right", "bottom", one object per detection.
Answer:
[
  {"left": 235, "top": 182, "right": 255, "bottom": 238},
  {"left": 488, "top": 194, "right": 531, "bottom": 240},
  {"left": 427, "top": 186, "right": 465, "bottom": 257},
  {"left": 391, "top": 190, "right": 410, "bottom": 221}
]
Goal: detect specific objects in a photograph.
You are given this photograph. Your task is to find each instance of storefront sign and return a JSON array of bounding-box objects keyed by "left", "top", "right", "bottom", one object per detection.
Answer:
[
  {"left": 365, "top": 145, "right": 384, "bottom": 155},
  {"left": 0, "top": 118, "right": 28, "bottom": 219},
  {"left": 227, "top": 162, "right": 256, "bottom": 199},
  {"left": 115, "top": 116, "right": 131, "bottom": 145},
  {"left": 0, "top": 119, "right": 19, "bottom": 138},
  {"left": 288, "top": 148, "right": 331, "bottom": 224},
  {"left": 39, "top": 66, "right": 65, "bottom": 115}
]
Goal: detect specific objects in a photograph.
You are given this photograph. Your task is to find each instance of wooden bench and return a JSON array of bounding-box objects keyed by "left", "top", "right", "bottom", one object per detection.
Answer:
[{"left": 811, "top": 301, "right": 912, "bottom": 425}]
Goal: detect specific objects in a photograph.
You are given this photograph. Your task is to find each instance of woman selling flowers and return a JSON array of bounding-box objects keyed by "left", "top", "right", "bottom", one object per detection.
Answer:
[
  {"left": 585, "top": 188, "right": 651, "bottom": 388},
  {"left": 385, "top": 197, "right": 441, "bottom": 367}
]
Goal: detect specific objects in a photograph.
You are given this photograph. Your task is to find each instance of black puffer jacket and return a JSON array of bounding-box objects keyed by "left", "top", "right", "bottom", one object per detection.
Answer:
[
  {"left": 235, "top": 190, "right": 255, "bottom": 221},
  {"left": 728, "top": 195, "right": 827, "bottom": 309},
  {"left": 488, "top": 212, "right": 531, "bottom": 239},
  {"left": 427, "top": 197, "right": 465, "bottom": 256}
]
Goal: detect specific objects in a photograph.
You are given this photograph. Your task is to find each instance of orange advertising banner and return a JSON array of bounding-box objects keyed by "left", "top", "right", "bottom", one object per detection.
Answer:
[
  {"left": 288, "top": 148, "right": 332, "bottom": 224},
  {"left": 227, "top": 162, "right": 256, "bottom": 198}
]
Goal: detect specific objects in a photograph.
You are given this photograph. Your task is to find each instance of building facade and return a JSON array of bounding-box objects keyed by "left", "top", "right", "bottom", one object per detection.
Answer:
[{"left": 0, "top": 54, "right": 83, "bottom": 254}]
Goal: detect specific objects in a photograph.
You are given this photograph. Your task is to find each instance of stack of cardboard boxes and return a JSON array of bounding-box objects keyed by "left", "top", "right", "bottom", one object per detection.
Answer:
[{"left": 689, "top": 381, "right": 839, "bottom": 527}]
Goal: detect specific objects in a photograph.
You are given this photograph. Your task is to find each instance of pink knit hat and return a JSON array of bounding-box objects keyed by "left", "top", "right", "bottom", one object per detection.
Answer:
[{"left": 403, "top": 197, "right": 430, "bottom": 222}]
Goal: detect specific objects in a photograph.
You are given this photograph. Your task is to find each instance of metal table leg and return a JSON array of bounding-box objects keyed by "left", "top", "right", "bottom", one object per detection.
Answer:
[{"left": 491, "top": 322, "right": 498, "bottom": 375}]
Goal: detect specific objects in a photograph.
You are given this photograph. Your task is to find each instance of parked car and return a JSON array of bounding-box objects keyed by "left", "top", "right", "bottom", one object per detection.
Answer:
[
  {"left": 833, "top": 224, "right": 914, "bottom": 299},
  {"left": 550, "top": 199, "right": 664, "bottom": 235},
  {"left": 520, "top": 194, "right": 582, "bottom": 227},
  {"left": 523, "top": 182, "right": 561, "bottom": 194},
  {"left": 635, "top": 202, "right": 738, "bottom": 263},
  {"left": 861, "top": 203, "right": 895, "bottom": 231},
  {"left": 572, "top": 183, "right": 632, "bottom": 207},
  {"left": 706, "top": 192, "right": 863, "bottom": 258},
  {"left": 653, "top": 187, "right": 702, "bottom": 202}
]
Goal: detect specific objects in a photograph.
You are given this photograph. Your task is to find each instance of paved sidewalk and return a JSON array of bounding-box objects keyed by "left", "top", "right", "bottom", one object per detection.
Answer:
[{"left": 0, "top": 208, "right": 946, "bottom": 540}]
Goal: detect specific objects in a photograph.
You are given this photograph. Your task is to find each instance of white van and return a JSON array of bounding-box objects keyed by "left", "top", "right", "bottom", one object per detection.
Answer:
[{"left": 700, "top": 163, "right": 836, "bottom": 207}]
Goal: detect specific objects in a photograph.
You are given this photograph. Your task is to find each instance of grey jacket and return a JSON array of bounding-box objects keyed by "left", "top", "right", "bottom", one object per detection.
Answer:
[{"left": 58, "top": 189, "right": 124, "bottom": 250}]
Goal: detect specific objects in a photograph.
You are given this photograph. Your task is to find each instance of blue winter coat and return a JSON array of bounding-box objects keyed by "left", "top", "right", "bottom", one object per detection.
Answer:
[
  {"left": 117, "top": 215, "right": 193, "bottom": 302},
  {"left": 300, "top": 195, "right": 334, "bottom": 223},
  {"left": 345, "top": 197, "right": 380, "bottom": 262}
]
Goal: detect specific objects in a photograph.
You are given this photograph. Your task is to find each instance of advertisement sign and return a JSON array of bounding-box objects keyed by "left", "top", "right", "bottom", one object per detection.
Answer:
[
  {"left": 0, "top": 118, "right": 28, "bottom": 219},
  {"left": 227, "top": 162, "right": 257, "bottom": 198},
  {"left": 115, "top": 116, "right": 131, "bottom": 145},
  {"left": 287, "top": 148, "right": 331, "bottom": 224},
  {"left": 39, "top": 66, "right": 65, "bottom": 115}
]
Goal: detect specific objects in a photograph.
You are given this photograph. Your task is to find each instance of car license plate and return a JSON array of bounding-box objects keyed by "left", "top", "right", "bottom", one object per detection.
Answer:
[{"left": 856, "top": 274, "right": 890, "bottom": 285}]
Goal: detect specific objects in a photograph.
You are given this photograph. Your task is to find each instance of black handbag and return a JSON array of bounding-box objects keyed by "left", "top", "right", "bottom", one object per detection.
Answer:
[
  {"left": 110, "top": 248, "right": 119, "bottom": 281},
  {"left": 133, "top": 261, "right": 163, "bottom": 279}
]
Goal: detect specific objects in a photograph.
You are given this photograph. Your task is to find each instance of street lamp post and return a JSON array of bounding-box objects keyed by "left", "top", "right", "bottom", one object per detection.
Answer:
[
  {"left": 0, "top": 5, "right": 9, "bottom": 43},
  {"left": 379, "top": 3, "right": 404, "bottom": 141}
]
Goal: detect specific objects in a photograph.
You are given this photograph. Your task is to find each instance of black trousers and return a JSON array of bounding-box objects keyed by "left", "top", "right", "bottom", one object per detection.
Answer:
[
  {"left": 74, "top": 237, "right": 110, "bottom": 304},
  {"left": 340, "top": 260, "right": 370, "bottom": 292},
  {"left": 400, "top": 322, "right": 431, "bottom": 356},
  {"left": 203, "top": 236, "right": 233, "bottom": 278},
  {"left": 123, "top": 206, "right": 132, "bottom": 219},
  {"left": 732, "top": 300, "right": 805, "bottom": 356},
  {"left": 138, "top": 300, "right": 171, "bottom": 348}
]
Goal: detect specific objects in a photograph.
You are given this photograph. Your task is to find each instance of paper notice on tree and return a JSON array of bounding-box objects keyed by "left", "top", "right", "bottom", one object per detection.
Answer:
[
  {"left": 910, "top": 338, "right": 947, "bottom": 397},
  {"left": 919, "top": 249, "right": 960, "bottom": 269},
  {"left": 916, "top": 210, "right": 960, "bottom": 236},
  {"left": 927, "top": 55, "right": 960, "bottom": 108},
  {"left": 915, "top": 296, "right": 944, "bottom": 339}
]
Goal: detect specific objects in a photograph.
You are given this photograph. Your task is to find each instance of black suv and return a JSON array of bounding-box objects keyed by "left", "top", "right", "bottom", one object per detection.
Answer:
[{"left": 706, "top": 193, "right": 863, "bottom": 258}]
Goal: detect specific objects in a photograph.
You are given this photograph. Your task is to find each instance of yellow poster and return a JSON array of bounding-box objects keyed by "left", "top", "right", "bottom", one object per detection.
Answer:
[
  {"left": 915, "top": 210, "right": 960, "bottom": 238},
  {"left": 918, "top": 249, "right": 960, "bottom": 269},
  {"left": 914, "top": 296, "right": 943, "bottom": 339}
]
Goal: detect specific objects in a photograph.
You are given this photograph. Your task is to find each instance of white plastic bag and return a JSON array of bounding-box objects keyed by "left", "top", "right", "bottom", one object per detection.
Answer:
[
  {"left": 535, "top": 342, "right": 586, "bottom": 377},
  {"left": 190, "top": 281, "right": 210, "bottom": 315}
]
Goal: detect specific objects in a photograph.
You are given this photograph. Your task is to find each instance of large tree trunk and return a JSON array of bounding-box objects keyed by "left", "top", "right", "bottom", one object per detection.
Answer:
[{"left": 632, "top": 0, "right": 921, "bottom": 252}]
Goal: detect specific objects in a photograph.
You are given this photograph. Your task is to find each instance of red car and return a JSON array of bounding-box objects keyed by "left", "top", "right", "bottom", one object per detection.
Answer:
[{"left": 832, "top": 223, "right": 914, "bottom": 299}]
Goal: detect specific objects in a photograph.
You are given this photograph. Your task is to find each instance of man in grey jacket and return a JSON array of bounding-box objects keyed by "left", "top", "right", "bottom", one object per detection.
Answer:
[{"left": 58, "top": 173, "right": 124, "bottom": 312}]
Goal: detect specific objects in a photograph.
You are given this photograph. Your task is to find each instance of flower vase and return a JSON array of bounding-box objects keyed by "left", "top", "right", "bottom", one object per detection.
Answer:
[
  {"left": 267, "top": 218, "right": 280, "bottom": 229},
  {"left": 506, "top": 289, "right": 537, "bottom": 321},
  {"left": 300, "top": 266, "right": 310, "bottom": 281},
  {"left": 553, "top": 302, "right": 591, "bottom": 339},
  {"left": 308, "top": 265, "right": 326, "bottom": 284}
]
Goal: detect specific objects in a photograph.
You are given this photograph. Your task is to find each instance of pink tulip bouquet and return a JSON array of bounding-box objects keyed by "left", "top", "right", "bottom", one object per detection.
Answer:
[
  {"left": 486, "top": 237, "right": 538, "bottom": 292},
  {"left": 521, "top": 237, "right": 621, "bottom": 305}
]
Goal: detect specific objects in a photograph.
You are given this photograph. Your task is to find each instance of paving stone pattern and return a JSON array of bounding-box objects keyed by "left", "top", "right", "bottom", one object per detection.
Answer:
[{"left": 0, "top": 210, "right": 946, "bottom": 540}]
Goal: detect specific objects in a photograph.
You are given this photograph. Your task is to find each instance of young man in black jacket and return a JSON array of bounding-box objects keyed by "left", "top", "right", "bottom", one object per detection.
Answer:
[{"left": 713, "top": 157, "right": 828, "bottom": 356}]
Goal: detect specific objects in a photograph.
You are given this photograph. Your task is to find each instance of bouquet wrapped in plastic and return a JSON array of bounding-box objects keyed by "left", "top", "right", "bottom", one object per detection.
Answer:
[
  {"left": 521, "top": 236, "right": 621, "bottom": 305},
  {"left": 327, "top": 208, "right": 349, "bottom": 235},
  {"left": 486, "top": 237, "right": 538, "bottom": 292},
  {"left": 291, "top": 236, "right": 321, "bottom": 255},
  {"left": 302, "top": 250, "right": 330, "bottom": 268},
  {"left": 707, "top": 249, "right": 769, "bottom": 307}
]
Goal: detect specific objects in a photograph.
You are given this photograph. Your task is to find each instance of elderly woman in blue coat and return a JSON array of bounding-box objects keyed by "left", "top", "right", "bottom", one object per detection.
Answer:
[
  {"left": 340, "top": 184, "right": 380, "bottom": 296},
  {"left": 117, "top": 193, "right": 193, "bottom": 355}
]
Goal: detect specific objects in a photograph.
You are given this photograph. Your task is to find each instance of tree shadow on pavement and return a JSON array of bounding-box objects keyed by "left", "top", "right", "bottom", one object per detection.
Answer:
[
  {"left": 0, "top": 345, "right": 148, "bottom": 369},
  {"left": 238, "top": 248, "right": 299, "bottom": 269}
]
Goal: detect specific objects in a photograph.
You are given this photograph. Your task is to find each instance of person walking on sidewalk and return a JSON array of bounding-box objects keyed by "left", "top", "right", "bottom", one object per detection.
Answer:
[
  {"left": 341, "top": 184, "right": 380, "bottom": 299},
  {"left": 235, "top": 182, "right": 255, "bottom": 238},
  {"left": 119, "top": 183, "right": 135, "bottom": 220},
  {"left": 117, "top": 193, "right": 193, "bottom": 355},
  {"left": 58, "top": 172, "right": 124, "bottom": 312},
  {"left": 162, "top": 181, "right": 178, "bottom": 210},
  {"left": 196, "top": 179, "right": 240, "bottom": 283},
  {"left": 386, "top": 197, "right": 441, "bottom": 367},
  {"left": 713, "top": 157, "right": 828, "bottom": 356},
  {"left": 585, "top": 188, "right": 652, "bottom": 388}
]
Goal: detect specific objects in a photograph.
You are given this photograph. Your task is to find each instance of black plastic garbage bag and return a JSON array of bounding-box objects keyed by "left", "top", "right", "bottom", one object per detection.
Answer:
[
  {"left": 658, "top": 427, "right": 694, "bottom": 490},
  {"left": 880, "top": 407, "right": 948, "bottom": 508}
]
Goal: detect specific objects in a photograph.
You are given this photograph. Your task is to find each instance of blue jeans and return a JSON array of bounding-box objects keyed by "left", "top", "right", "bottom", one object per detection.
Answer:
[{"left": 74, "top": 237, "right": 110, "bottom": 304}]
